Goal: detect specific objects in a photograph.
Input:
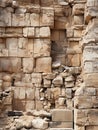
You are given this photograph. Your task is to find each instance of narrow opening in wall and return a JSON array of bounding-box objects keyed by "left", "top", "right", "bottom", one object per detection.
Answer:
[{"left": 51, "top": 29, "right": 67, "bottom": 66}]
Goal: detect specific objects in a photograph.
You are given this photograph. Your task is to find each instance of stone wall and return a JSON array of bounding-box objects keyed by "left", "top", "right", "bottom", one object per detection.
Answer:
[{"left": 0, "top": 0, "right": 98, "bottom": 130}]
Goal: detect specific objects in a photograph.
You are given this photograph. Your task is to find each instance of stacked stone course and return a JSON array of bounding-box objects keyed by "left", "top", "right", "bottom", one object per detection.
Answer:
[{"left": 0, "top": 0, "right": 98, "bottom": 130}]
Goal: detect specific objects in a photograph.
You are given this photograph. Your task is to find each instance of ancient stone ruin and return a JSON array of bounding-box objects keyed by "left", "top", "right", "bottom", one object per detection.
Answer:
[{"left": 0, "top": 0, "right": 98, "bottom": 130}]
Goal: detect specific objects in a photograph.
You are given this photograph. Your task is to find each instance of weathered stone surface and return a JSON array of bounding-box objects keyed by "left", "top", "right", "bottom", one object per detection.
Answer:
[
  {"left": 75, "top": 109, "right": 98, "bottom": 126},
  {"left": 52, "top": 76, "right": 63, "bottom": 85},
  {"left": 0, "top": 58, "right": 21, "bottom": 73},
  {"left": 51, "top": 109, "right": 73, "bottom": 122},
  {"left": 32, "top": 118, "right": 48, "bottom": 129},
  {"left": 34, "top": 39, "right": 50, "bottom": 58},
  {"left": 23, "top": 58, "right": 34, "bottom": 73},
  {"left": 35, "top": 57, "right": 52, "bottom": 73},
  {"left": 23, "top": 27, "right": 35, "bottom": 37}
]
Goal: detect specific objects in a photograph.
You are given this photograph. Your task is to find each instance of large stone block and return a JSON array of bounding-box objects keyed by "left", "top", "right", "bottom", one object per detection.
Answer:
[
  {"left": 34, "top": 39, "right": 50, "bottom": 58},
  {"left": 30, "top": 13, "right": 40, "bottom": 26},
  {"left": 49, "top": 122, "right": 73, "bottom": 128},
  {"left": 35, "top": 57, "right": 52, "bottom": 73},
  {"left": 39, "top": 27, "right": 50, "bottom": 38},
  {"left": 73, "top": 16, "right": 84, "bottom": 25},
  {"left": 23, "top": 27, "right": 35, "bottom": 37},
  {"left": 86, "top": 126, "right": 98, "bottom": 130},
  {"left": 67, "top": 54, "right": 81, "bottom": 67},
  {"left": 73, "top": 4, "right": 85, "bottom": 15},
  {"left": 31, "top": 73, "right": 42, "bottom": 85},
  {"left": 84, "top": 73, "right": 98, "bottom": 87},
  {"left": 51, "top": 109, "right": 73, "bottom": 122},
  {"left": 83, "top": 46, "right": 98, "bottom": 62},
  {"left": 25, "top": 87, "right": 35, "bottom": 100},
  {"left": 25, "top": 100, "right": 35, "bottom": 110},
  {"left": 6, "top": 38, "right": 18, "bottom": 49},
  {"left": 84, "top": 61, "right": 98, "bottom": 73},
  {"left": 75, "top": 109, "right": 98, "bottom": 126},
  {"left": 23, "top": 58, "right": 34, "bottom": 73},
  {"left": 14, "top": 87, "right": 25, "bottom": 100},
  {"left": 12, "top": 13, "right": 30, "bottom": 26},
  {"left": 5, "top": 28, "right": 23, "bottom": 37},
  {"left": 49, "top": 128, "right": 73, "bottom": 130},
  {"left": 0, "top": 58, "right": 21, "bottom": 73},
  {"left": 40, "top": 7, "right": 54, "bottom": 28},
  {"left": 0, "top": 8, "right": 11, "bottom": 26},
  {"left": 74, "top": 96, "right": 98, "bottom": 109}
]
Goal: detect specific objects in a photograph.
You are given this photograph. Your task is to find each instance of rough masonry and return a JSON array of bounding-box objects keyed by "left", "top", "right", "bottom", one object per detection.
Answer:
[{"left": 0, "top": 0, "right": 98, "bottom": 130}]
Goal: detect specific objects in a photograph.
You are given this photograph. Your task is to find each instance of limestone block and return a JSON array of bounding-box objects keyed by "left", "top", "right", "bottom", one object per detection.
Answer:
[
  {"left": 49, "top": 128, "right": 73, "bottom": 130},
  {"left": 22, "top": 74, "right": 31, "bottom": 83},
  {"left": 51, "top": 88, "right": 60, "bottom": 100},
  {"left": 23, "top": 58, "right": 34, "bottom": 73},
  {"left": 74, "top": 109, "right": 98, "bottom": 126},
  {"left": 6, "top": 38, "right": 18, "bottom": 56},
  {"left": 12, "top": 13, "right": 30, "bottom": 26},
  {"left": 13, "top": 100, "right": 26, "bottom": 111},
  {"left": 84, "top": 73, "right": 98, "bottom": 87},
  {"left": 31, "top": 73, "right": 42, "bottom": 84},
  {"left": 83, "top": 46, "right": 98, "bottom": 62},
  {"left": 74, "top": 96, "right": 98, "bottom": 109},
  {"left": 35, "top": 57, "right": 52, "bottom": 73},
  {"left": 14, "top": 87, "right": 25, "bottom": 99},
  {"left": 74, "top": 29, "right": 82, "bottom": 38},
  {"left": 6, "top": 38, "right": 18, "bottom": 49},
  {"left": 43, "top": 79, "right": 51, "bottom": 88},
  {"left": 51, "top": 109, "right": 73, "bottom": 122},
  {"left": 40, "top": 7, "right": 54, "bottom": 28},
  {"left": 3, "top": 95, "right": 12, "bottom": 105},
  {"left": 73, "top": 16, "right": 84, "bottom": 25},
  {"left": 30, "top": 13, "right": 40, "bottom": 26},
  {"left": 65, "top": 81, "right": 74, "bottom": 88},
  {"left": 75, "top": 125, "right": 85, "bottom": 130},
  {"left": 41, "top": 0, "right": 54, "bottom": 6},
  {"left": 67, "top": 54, "right": 81, "bottom": 67},
  {"left": 86, "top": 126, "right": 98, "bottom": 130},
  {"left": 25, "top": 100, "right": 35, "bottom": 110},
  {"left": 27, "top": 39, "right": 34, "bottom": 55},
  {"left": 66, "top": 88, "right": 72, "bottom": 99},
  {"left": 0, "top": 58, "right": 21, "bottom": 73},
  {"left": 49, "top": 122, "right": 73, "bottom": 128},
  {"left": 73, "top": 4, "right": 85, "bottom": 15},
  {"left": 75, "top": 86, "right": 96, "bottom": 96},
  {"left": 35, "top": 100, "right": 43, "bottom": 110},
  {"left": 34, "top": 39, "right": 50, "bottom": 58},
  {"left": 25, "top": 87, "right": 35, "bottom": 100},
  {"left": 23, "top": 27, "right": 35, "bottom": 38},
  {"left": 2, "top": 75, "right": 11, "bottom": 82},
  {"left": 32, "top": 118, "right": 48, "bottom": 129},
  {"left": 52, "top": 76, "right": 63, "bottom": 85},
  {"left": 2, "top": 81, "right": 11, "bottom": 90},
  {"left": 0, "top": 49, "right": 8, "bottom": 57},
  {"left": 0, "top": 8, "right": 11, "bottom": 26},
  {"left": 66, "top": 29, "right": 74, "bottom": 38},
  {"left": 5, "top": 28, "right": 23, "bottom": 37},
  {"left": 18, "top": 49, "right": 29, "bottom": 58},
  {"left": 18, "top": 38, "right": 28, "bottom": 49},
  {"left": 84, "top": 61, "right": 98, "bottom": 73},
  {"left": 39, "top": 27, "right": 50, "bottom": 38}
]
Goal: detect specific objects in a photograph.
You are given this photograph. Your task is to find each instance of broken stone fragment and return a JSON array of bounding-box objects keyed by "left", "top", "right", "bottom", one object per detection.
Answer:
[
  {"left": 52, "top": 76, "right": 63, "bottom": 85},
  {"left": 65, "top": 75, "right": 75, "bottom": 82},
  {"left": 32, "top": 118, "right": 48, "bottom": 129},
  {"left": 52, "top": 61, "right": 61, "bottom": 69}
]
